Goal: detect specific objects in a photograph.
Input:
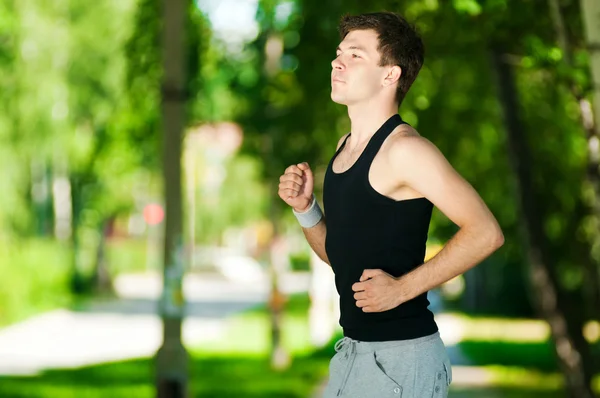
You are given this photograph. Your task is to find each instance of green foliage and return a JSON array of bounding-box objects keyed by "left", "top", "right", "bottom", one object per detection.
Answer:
[
  {"left": 248, "top": 0, "right": 599, "bottom": 319},
  {"left": 121, "top": 0, "right": 163, "bottom": 170},
  {"left": 233, "top": 0, "right": 344, "bottom": 185},
  {"left": 123, "top": 0, "right": 214, "bottom": 169},
  {"left": 193, "top": 153, "right": 267, "bottom": 244},
  {"left": 0, "top": 238, "right": 72, "bottom": 326},
  {"left": 0, "top": 0, "right": 598, "bottom": 325},
  {"left": 289, "top": 252, "right": 310, "bottom": 272}
]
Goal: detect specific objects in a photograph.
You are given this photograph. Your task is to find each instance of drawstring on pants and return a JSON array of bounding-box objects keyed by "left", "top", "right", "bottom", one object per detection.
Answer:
[{"left": 334, "top": 337, "right": 357, "bottom": 396}]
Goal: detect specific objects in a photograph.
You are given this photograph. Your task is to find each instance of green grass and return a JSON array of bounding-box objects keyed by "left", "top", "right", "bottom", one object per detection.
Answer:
[
  {"left": 448, "top": 388, "right": 565, "bottom": 397},
  {"left": 458, "top": 340, "right": 600, "bottom": 372},
  {"left": 196, "top": 312, "right": 313, "bottom": 354},
  {"left": 0, "top": 354, "right": 330, "bottom": 398},
  {"left": 106, "top": 238, "right": 155, "bottom": 274},
  {"left": 193, "top": 293, "right": 316, "bottom": 354}
]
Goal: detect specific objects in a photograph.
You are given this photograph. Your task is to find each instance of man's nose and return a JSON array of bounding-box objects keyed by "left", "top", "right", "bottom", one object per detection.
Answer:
[{"left": 331, "top": 56, "right": 344, "bottom": 70}]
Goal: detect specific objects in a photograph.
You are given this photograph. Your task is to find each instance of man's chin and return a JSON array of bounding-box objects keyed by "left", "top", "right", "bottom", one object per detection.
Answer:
[{"left": 330, "top": 93, "right": 349, "bottom": 105}]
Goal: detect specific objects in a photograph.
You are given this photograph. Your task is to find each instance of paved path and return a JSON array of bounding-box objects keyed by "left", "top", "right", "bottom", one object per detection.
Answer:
[{"left": 0, "top": 271, "right": 311, "bottom": 376}]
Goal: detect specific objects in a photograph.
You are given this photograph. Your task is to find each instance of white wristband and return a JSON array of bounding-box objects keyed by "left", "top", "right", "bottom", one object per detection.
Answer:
[{"left": 292, "top": 194, "right": 323, "bottom": 228}]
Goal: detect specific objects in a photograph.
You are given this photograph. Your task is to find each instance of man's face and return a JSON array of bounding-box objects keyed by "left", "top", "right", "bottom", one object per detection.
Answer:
[{"left": 331, "top": 29, "right": 388, "bottom": 106}]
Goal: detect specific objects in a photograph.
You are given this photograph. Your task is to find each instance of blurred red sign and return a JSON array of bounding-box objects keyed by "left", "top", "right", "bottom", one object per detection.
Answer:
[{"left": 144, "top": 204, "right": 164, "bottom": 225}]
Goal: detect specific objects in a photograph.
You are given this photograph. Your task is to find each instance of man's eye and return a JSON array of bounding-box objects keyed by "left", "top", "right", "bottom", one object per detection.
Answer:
[{"left": 352, "top": 54, "right": 360, "bottom": 58}]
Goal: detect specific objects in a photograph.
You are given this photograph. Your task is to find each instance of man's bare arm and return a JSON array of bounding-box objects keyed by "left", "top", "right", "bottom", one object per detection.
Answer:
[
  {"left": 389, "top": 135, "right": 504, "bottom": 304},
  {"left": 301, "top": 217, "right": 329, "bottom": 265}
]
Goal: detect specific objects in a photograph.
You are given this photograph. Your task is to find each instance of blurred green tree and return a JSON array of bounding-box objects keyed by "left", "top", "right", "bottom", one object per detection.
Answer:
[{"left": 236, "top": 0, "right": 600, "bottom": 394}]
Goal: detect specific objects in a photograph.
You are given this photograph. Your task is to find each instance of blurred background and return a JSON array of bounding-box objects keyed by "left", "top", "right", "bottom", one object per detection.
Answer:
[{"left": 0, "top": 0, "right": 599, "bottom": 397}]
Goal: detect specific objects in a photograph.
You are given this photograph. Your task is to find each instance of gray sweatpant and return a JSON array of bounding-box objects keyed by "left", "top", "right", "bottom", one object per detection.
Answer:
[{"left": 322, "top": 331, "right": 452, "bottom": 398}]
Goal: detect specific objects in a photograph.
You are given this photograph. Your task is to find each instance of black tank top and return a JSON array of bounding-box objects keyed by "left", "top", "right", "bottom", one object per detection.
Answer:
[{"left": 323, "top": 114, "right": 438, "bottom": 341}]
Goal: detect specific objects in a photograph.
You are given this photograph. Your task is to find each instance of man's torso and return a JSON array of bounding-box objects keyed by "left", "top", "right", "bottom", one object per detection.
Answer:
[{"left": 323, "top": 114, "right": 438, "bottom": 341}]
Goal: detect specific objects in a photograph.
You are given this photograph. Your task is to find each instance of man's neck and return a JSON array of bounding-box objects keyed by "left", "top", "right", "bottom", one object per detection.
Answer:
[{"left": 347, "top": 102, "right": 399, "bottom": 146}]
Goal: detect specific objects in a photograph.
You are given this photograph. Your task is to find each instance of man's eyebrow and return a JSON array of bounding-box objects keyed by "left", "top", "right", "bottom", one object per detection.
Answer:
[{"left": 336, "top": 45, "right": 368, "bottom": 53}]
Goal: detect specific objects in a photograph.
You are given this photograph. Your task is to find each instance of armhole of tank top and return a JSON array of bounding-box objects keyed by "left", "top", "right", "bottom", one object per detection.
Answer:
[{"left": 362, "top": 120, "right": 432, "bottom": 206}]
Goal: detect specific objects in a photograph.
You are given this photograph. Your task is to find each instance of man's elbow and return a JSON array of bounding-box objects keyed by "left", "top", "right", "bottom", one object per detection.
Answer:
[
  {"left": 489, "top": 224, "right": 504, "bottom": 251},
  {"left": 469, "top": 220, "right": 504, "bottom": 252}
]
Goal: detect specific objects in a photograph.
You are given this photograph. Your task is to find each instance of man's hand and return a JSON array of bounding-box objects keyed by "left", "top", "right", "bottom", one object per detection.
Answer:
[
  {"left": 352, "top": 269, "right": 404, "bottom": 313},
  {"left": 278, "top": 162, "right": 314, "bottom": 212}
]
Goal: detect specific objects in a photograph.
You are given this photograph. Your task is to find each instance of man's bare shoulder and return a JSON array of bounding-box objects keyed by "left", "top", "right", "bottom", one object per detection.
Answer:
[
  {"left": 391, "top": 123, "right": 421, "bottom": 139},
  {"left": 385, "top": 125, "right": 443, "bottom": 165}
]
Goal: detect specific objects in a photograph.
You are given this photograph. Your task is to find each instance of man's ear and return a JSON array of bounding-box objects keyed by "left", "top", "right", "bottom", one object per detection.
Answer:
[{"left": 384, "top": 65, "right": 402, "bottom": 87}]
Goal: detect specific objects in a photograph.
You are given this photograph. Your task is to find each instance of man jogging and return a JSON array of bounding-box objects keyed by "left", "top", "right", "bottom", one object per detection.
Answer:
[{"left": 278, "top": 11, "right": 504, "bottom": 398}]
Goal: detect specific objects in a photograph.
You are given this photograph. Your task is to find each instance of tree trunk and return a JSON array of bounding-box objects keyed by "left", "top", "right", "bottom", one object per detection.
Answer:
[
  {"left": 69, "top": 175, "right": 87, "bottom": 294},
  {"left": 264, "top": 132, "right": 290, "bottom": 370},
  {"left": 491, "top": 49, "right": 596, "bottom": 398},
  {"left": 92, "top": 217, "right": 114, "bottom": 295},
  {"left": 155, "top": 0, "right": 188, "bottom": 396},
  {"left": 268, "top": 232, "right": 290, "bottom": 370}
]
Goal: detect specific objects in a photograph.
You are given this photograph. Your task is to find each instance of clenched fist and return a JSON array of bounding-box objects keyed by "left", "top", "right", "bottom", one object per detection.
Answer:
[{"left": 278, "top": 162, "right": 314, "bottom": 212}]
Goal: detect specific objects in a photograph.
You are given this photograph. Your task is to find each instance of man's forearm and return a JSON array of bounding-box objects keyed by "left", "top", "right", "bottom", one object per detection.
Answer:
[
  {"left": 394, "top": 224, "right": 504, "bottom": 305},
  {"left": 301, "top": 217, "right": 330, "bottom": 265}
]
